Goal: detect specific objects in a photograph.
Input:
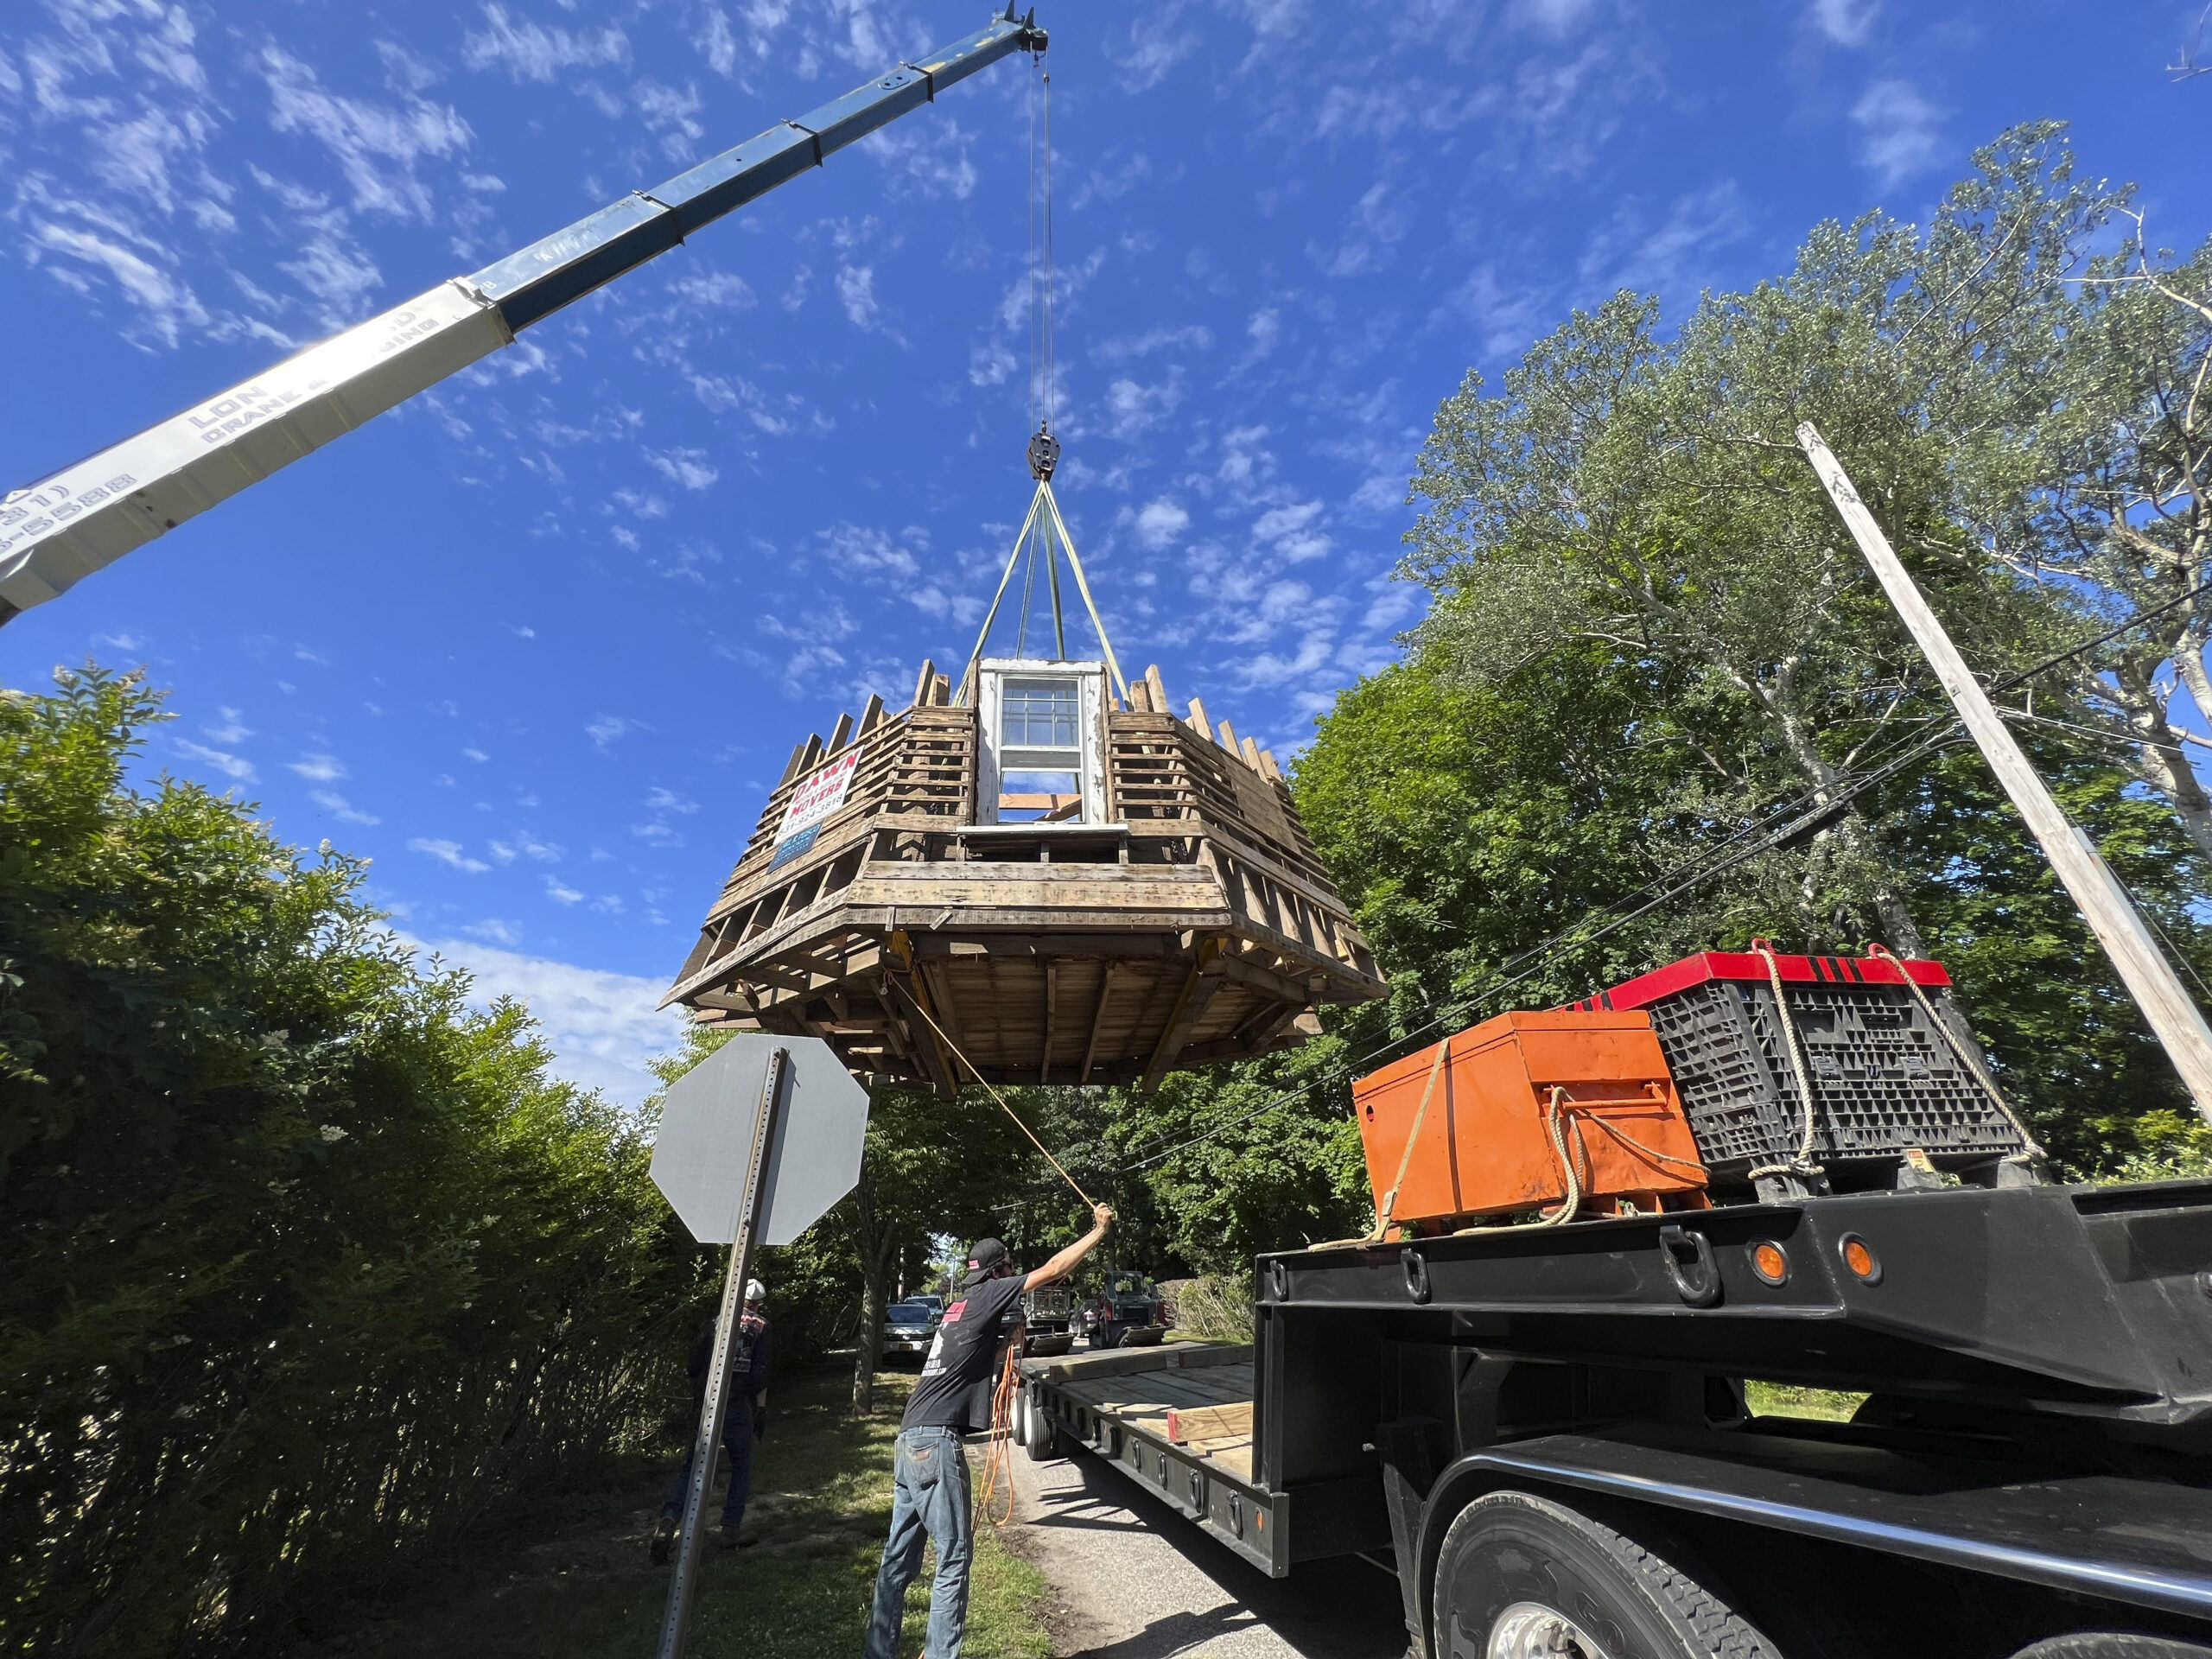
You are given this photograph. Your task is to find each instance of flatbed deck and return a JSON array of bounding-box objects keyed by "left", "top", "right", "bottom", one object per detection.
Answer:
[{"left": 1022, "top": 1343, "right": 1287, "bottom": 1572}]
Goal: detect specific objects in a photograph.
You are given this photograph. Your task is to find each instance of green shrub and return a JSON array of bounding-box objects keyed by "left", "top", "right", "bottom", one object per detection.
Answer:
[{"left": 0, "top": 667, "right": 709, "bottom": 1654}]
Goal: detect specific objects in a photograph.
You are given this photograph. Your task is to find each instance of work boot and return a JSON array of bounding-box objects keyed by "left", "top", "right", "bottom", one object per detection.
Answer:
[
  {"left": 714, "top": 1522, "right": 741, "bottom": 1550},
  {"left": 649, "top": 1512, "right": 678, "bottom": 1566}
]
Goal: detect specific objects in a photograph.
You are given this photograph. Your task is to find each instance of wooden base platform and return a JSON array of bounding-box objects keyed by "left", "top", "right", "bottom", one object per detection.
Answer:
[{"left": 665, "top": 660, "right": 1386, "bottom": 1092}]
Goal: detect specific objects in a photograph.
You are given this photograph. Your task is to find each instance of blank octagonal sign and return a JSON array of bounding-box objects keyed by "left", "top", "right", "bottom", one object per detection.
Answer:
[{"left": 650, "top": 1035, "right": 871, "bottom": 1245}]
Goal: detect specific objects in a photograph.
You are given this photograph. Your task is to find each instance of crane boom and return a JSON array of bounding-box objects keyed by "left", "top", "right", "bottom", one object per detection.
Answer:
[{"left": 0, "top": 7, "right": 1045, "bottom": 626}]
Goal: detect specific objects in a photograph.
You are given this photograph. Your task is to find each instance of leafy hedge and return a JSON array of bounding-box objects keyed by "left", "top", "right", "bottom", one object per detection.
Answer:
[{"left": 1, "top": 668, "right": 709, "bottom": 1654}]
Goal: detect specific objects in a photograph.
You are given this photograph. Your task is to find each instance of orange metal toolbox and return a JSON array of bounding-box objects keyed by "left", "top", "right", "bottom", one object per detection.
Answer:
[{"left": 1353, "top": 1008, "right": 1708, "bottom": 1233}]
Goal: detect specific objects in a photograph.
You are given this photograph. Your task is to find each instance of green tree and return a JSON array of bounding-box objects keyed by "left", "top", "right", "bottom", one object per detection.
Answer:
[{"left": 1, "top": 666, "right": 701, "bottom": 1655}]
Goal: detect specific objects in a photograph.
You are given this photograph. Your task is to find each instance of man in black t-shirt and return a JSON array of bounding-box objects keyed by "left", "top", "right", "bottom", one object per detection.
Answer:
[{"left": 862, "top": 1204, "right": 1113, "bottom": 1659}]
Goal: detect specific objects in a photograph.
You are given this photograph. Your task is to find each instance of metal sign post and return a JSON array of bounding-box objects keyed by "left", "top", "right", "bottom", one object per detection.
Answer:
[
  {"left": 1798, "top": 420, "right": 2212, "bottom": 1123},
  {"left": 655, "top": 1046, "right": 788, "bottom": 1659}
]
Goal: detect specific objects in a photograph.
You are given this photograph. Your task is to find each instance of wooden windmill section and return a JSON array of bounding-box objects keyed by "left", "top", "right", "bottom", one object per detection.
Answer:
[{"left": 664, "top": 661, "right": 1387, "bottom": 1092}]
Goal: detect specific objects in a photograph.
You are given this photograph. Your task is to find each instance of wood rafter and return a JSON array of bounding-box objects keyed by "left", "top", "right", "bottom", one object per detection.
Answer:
[{"left": 1079, "top": 962, "right": 1119, "bottom": 1085}]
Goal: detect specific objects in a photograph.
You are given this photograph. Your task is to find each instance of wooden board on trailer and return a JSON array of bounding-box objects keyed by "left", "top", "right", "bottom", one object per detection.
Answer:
[{"left": 1166, "top": 1402, "right": 1253, "bottom": 1444}]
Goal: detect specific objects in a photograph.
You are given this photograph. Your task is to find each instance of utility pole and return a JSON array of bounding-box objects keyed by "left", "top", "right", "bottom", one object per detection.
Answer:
[{"left": 1798, "top": 421, "right": 2212, "bottom": 1126}]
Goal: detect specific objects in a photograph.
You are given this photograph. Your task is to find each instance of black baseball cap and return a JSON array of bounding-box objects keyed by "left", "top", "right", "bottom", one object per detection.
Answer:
[{"left": 964, "top": 1238, "right": 1009, "bottom": 1286}]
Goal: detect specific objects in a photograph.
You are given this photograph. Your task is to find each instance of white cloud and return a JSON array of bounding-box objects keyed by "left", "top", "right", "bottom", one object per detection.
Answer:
[
  {"left": 277, "top": 232, "right": 383, "bottom": 319},
  {"left": 464, "top": 918, "right": 524, "bottom": 946},
  {"left": 462, "top": 746, "right": 489, "bottom": 762},
  {"left": 1851, "top": 79, "right": 1943, "bottom": 189},
  {"left": 410, "top": 836, "right": 491, "bottom": 873},
  {"left": 1135, "top": 499, "right": 1192, "bottom": 550},
  {"left": 647, "top": 448, "right": 720, "bottom": 491},
  {"left": 632, "top": 78, "right": 704, "bottom": 158},
  {"left": 1511, "top": 0, "right": 1597, "bottom": 35},
  {"left": 836, "top": 264, "right": 877, "bottom": 328},
  {"left": 259, "top": 47, "right": 472, "bottom": 220},
  {"left": 204, "top": 708, "right": 252, "bottom": 744},
  {"left": 289, "top": 753, "right": 346, "bottom": 781},
  {"left": 586, "top": 714, "right": 644, "bottom": 752},
  {"left": 821, "top": 522, "right": 920, "bottom": 578},
  {"left": 1103, "top": 374, "right": 1183, "bottom": 439},
  {"left": 667, "top": 269, "right": 755, "bottom": 309},
  {"left": 1253, "top": 500, "right": 1332, "bottom": 563},
  {"left": 28, "top": 219, "right": 209, "bottom": 347},
  {"left": 461, "top": 6, "right": 629, "bottom": 81},
  {"left": 175, "top": 739, "right": 257, "bottom": 782},
  {"left": 645, "top": 787, "right": 700, "bottom": 814},
  {"left": 546, "top": 877, "right": 585, "bottom": 904},
  {"left": 1580, "top": 181, "right": 1749, "bottom": 309},
  {"left": 311, "top": 789, "right": 379, "bottom": 824},
  {"left": 1808, "top": 0, "right": 1877, "bottom": 46},
  {"left": 1117, "top": 15, "right": 1198, "bottom": 90}
]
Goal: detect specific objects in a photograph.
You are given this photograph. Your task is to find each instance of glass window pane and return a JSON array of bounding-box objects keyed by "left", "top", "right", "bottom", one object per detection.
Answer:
[{"left": 1001, "top": 677, "right": 1079, "bottom": 748}]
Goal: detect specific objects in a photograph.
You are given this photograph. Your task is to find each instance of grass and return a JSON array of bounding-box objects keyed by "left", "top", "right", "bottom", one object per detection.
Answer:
[
  {"left": 1744, "top": 1380, "right": 1869, "bottom": 1423},
  {"left": 296, "top": 1363, "right": 1051, "bottom": 1659}
]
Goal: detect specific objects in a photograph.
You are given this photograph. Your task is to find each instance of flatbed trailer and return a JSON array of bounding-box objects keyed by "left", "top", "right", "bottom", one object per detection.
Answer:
[{"left": 1019, "top": 1177, "right": 2212, "bottom": 1658}]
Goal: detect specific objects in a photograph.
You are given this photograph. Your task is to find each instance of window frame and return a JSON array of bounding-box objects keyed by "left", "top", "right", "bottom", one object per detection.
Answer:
[{"left": 976, "top": 658, "right": 1108, "bottom": 825}]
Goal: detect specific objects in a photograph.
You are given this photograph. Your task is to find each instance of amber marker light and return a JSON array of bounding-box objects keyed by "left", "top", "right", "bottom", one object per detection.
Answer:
[
  {"left": 1749, "top": 1240, "right": 1789, "bottom": 1286},
  {"left": 1840, "top": 1234, "right": 1883, "bottom": 1285}
]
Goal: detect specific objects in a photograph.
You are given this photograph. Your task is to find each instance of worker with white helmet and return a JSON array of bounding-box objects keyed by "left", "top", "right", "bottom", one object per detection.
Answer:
[{"left": 651, "top": 1278, "right": 772, "bottom": 1561}]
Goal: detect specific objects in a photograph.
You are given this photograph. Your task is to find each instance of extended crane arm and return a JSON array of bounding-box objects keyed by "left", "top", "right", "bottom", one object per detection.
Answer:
[{"left": 0, "top": 7, "right": 1045, "bottom": 625}]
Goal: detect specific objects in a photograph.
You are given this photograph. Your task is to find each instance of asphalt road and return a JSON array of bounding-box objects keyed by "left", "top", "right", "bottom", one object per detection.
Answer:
[{"left": 1003, "top": 1440, "right": 1411, "bottom": 1659}]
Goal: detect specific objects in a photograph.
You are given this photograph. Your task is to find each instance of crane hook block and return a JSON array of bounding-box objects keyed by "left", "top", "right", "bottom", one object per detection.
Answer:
[{"left": 1027, "top": 429, "right": 1060, "bottom": 481}]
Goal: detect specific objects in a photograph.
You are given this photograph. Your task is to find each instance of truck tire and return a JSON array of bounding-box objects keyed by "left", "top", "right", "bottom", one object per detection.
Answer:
[
  {"left": 1021, "top": 1387, "right": 1057, "bottom": 1462},
  {"left": 2011, "top": 1640, "right": 2212, "bottom": 1659},
  {"left": 1432, "top": 1490, "right": 1777, "bottom": 1659}
]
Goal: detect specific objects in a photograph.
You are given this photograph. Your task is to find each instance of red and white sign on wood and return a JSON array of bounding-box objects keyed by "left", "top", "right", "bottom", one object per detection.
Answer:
[{"left": 770, "top": 745, "right": 861, "bottom": 870}]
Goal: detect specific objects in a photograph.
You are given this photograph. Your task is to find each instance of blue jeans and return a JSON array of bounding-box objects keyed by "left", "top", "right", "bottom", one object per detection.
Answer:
[
  {"left": 864, "top": 1427, "right": 972, "bottom": 1659},
  {"left": 661, "top": 1404, "right": 757, "bottom": 1530}
]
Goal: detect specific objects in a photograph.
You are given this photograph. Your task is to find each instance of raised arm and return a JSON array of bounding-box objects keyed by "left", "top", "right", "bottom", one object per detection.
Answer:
[{"left": 1024, "top": 1204, "right": 1115, "bottom": 1291}]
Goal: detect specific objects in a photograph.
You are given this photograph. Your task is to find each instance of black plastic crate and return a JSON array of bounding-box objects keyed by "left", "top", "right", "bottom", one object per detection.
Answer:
[{"left": 1641, "top": 975, "right": 2024, "bottom": 1181}]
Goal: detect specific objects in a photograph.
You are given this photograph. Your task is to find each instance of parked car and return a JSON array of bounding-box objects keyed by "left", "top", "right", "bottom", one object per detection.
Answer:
[{"left": 880, "top": 1299, "right": 938, "bottom": 1366}]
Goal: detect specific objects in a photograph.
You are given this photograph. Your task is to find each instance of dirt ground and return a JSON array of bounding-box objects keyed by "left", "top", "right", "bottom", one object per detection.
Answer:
[{"left": 1001, "top": 1438, "right": 1410, "bottom": 1659}]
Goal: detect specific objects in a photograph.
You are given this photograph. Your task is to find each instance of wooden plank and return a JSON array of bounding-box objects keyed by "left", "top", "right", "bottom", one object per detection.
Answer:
[
  {"left": 1146, "top": 664, "right": 1171, "bottom": 716},
  {"left": 1023, "top": 1344, "right": 1252, "bottom": 1384},
  {"left": 911, "top": 658, "right": 938, "bottom": 709},
  {"left": 1141, "top": 938, "right": 1230, "bottom": 1092},
  {"left": 828, "top": 711, "right": 855, "bottom": 753},
  {"left": 1079, "top": 961, "right": 1117, "bottom": 1084},
  {"left": 1187, "top": 696, "right": 1213, "bottom": 744},
  {"left": 1039, "top": 959, "right": 1058, "bottom": 1084},
  {"left": 857, "top": 692, "right": 886, "bottom": 734},
  {"left": 1205, "top": 1443, "right": 1254, "bottom": 1481},
  {"left": 1166, "top": 1402, "right": 1252, "bottom": 1444}
]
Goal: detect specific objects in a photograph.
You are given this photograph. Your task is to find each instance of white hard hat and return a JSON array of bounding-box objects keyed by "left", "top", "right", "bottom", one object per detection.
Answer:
[{"left": 745, "top": 1279, "right": 766, "bottom": 1304}]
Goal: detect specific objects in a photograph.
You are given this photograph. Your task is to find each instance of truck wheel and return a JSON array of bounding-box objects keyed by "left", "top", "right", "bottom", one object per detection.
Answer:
[
  {"left": 2011, "top": 1640, "right": 2212, "bottom": 1659},
  {"left": 1021, "top": 1388, "right": 1057, "bottom": 1462},
  {"left": 1432, "top": 1490, "right": 1777, "bottom": 1659}
]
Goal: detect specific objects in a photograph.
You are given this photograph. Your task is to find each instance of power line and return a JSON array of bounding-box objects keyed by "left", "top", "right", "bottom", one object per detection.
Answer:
[{"left": 1111, "top": 575, "right": 2212, "bottom": 1176}]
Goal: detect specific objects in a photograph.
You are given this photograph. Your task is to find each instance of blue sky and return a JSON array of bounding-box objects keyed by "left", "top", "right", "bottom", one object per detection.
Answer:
[{"left": 4, "top": 0, "right": 2208, "bottom": 1103}]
